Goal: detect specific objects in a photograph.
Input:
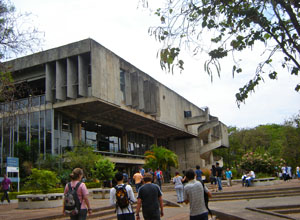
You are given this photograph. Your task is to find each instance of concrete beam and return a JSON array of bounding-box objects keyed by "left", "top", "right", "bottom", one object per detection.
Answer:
[
  {"left": 198, "top": 120, "right": 219, "bottom": 135},
  {"left": 200, "top": 140, "right": 222, "bottom": 155},
  {"left": 125, "top": 71, "right": 132, "bottom": 106},
  {"left": 184, "top": 115, "right": 207, "bottom": 126}
]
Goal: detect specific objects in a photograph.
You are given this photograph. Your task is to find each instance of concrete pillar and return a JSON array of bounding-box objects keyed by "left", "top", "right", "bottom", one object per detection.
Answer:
[
  {"left": 45, "top": 63, "right": 55, "bottom": 103},
  {"left": 72, "top": 122, "right": 81, "bottom": 143},
  {"left": 56, "top": 60, "right": 67, "bottom": 101},
  {"left": 67, "top": 57, "right": 78, "bottom": 99},
  {"left": 210, "top": 151, "right": 214, "bottom": 165},
  {"left": 125, "top": 72, "right": 132, "bottom": 106},
  {"left": 122, "top": 132, "right": 128, "bottom": 153},
  {"left": 138, "top": 75, "right": 144, "bottom": 110},
  {"left": 78, "top": 55, "right": 88, "bottom": 97}
]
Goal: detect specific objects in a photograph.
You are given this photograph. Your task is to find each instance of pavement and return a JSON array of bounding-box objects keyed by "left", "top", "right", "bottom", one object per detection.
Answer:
[{"left": 0, "top": 179, "right": 299, "bottom": 220}]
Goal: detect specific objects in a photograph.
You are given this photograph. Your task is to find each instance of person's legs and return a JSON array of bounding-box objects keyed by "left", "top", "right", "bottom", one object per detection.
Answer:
[
  {"left": 190, "top": 212, "right": 208, "bottom": 220},
  {"left": 226, "top": 178, "right": 230, "bottom": 187},
  {"left": 217, "top": 177, "right": 222, "bottom": 191},
  {"left": 117, "top": 213, "right": 135, "bottom": 220},
  {"left": 77, "top": 209, "right": 87, "bottom": 220},
  {"left": 3, "top": 190, "right": 10, "bottom": 203},
  {"left": 179, "top": 187, "right": 184, "bottom": 202},
  {"left": 175, "top": 188, "right": 181, "bottom": 202}
]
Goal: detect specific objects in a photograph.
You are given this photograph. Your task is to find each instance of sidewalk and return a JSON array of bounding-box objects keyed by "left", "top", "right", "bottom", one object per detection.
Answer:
[{"left": 0, "top": 179, "right": 299, "bottom": 220}]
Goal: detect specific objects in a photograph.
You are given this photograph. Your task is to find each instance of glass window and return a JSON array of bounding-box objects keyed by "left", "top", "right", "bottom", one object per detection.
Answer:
[
  {"left": 45, "top": 110, "right": 52, "bottom": 154},
  {"left": 19, "top": 114, "right": 27, "bottom": 142}
]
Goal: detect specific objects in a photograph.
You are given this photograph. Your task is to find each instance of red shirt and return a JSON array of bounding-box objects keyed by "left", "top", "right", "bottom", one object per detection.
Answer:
[{"left": 1, "top": 178, "right": 11, "bottom": 190}]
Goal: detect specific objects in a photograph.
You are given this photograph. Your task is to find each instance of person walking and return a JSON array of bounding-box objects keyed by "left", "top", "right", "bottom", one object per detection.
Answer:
[
  {"left": 1, "top": 174, "right": 13, "bottom": 204},
  {"left": 136, "top": 173, "right": 164, "bottom": 220},
  {"left": 195, "top": 165, "right": 203, "bottom": 182},
  {"left": 225, "top": 168, "right": 232, "bottom": 187},
  {"left": 210, "top": 165, "right": 217, "bottom": 192},
  {"left": 172, "top": 172, "right": 184, "bottom": 203},
  {"left": 110, "top": 172, "right": 136, "bottom": 220},
  {"left": 297, "top": 166, "right": 300, "bottom": 180},
  {"left": 133, "top": 170, "right": 143, "bottom": 192},
  {"left": 154, "top": 168, "right": 164, "bottom": 190},
  {"left": 216, "top": 162, "right": 223, "bottom": 192},
  {"left": 63, "top": 168, "right": 92, "bottom": 220},
  {"left": 184, "top": 169, "right": 212, "bottom": 220}
]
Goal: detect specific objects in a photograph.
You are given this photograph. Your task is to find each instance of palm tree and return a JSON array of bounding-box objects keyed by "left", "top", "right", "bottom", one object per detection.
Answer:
[{"left": 144, "top": 145, "right": 178, "bottom": 171}]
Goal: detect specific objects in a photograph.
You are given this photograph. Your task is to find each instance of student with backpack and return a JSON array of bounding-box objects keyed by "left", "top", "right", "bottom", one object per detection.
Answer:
[
  {"left": 154, "top": 168, "right": 163, "bottom": 190},
  {"left": 110, "top": 172, "right": 136, "bottom": 220},
  {"left": 63, "top": 168, "right": 92, "bottom": 220}
]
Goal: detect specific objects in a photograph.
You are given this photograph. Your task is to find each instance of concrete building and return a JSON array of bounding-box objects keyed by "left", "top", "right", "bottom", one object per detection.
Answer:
[{"left": 1, "top": 39, "right": 228, "bottom": 176}]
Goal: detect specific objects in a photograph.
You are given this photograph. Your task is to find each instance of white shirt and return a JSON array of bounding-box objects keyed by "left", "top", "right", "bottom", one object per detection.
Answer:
[{"left": 110, "top": 184, "right": 136, "bottom": 214}]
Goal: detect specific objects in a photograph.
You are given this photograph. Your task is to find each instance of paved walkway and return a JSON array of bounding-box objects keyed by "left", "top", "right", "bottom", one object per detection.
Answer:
[{"left": 0, "top": 179, "right": 299, "bottom": 220}]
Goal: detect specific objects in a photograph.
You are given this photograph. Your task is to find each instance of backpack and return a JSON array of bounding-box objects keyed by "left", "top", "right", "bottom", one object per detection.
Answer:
[
  {"left": 156, "top": 171, "right": 161, "bottom": 180},
  {"left": 64, "top": 182, "right": 82, "bottom": 215},
  {"left": 201, "top": 181, "right": 212, "bottom": 218},
  {"left": 115, "top": 184, "right": 130, "bottom": 209}
]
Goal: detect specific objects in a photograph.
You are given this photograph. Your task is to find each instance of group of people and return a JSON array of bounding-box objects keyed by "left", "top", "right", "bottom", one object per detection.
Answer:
[
  {"left": 132, "top": 166, "right": 163, "bottom": 192},
  {"left": 62, "top": 166, "right": 213, "bottom": 220},
  {"left": 241, "top": 170, "right": 256, "bottom": 187},
  {"left": 281, "top": 164, "right": 293, "bottom": 181}
]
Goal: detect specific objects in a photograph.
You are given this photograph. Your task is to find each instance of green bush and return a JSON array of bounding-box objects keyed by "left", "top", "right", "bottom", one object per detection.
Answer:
[
  {"left": 85, "top": 181, "right": 101, "bottom": 189},
  {"left": 24, "top": 168, "right": 60, "bottom": 194},
  {"left": 202, "top": 168, "right": 210, "bottom": 183},
  {"left": 92, "top": 157, "right": 116, "bottom": 185}
]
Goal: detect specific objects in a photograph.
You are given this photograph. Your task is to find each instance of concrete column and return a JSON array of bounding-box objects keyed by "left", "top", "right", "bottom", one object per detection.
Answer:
[
  {"left": 45, "top": 63, "right": 55, "bottom": 103},
  {"left": 67, "top": 57, "right": 78, "bottom": 99},
  {"left": 78, "top": 55, "right": 88, "bottom": 97},
  {"left": 56, "top": 60, "right": 67, "bottom": 101},
  {"left": 72, "top": 122, "right": 81, "bottom": 144},
  {"left": 208, "top": 128, "right": 212, "bottom": 143},
  {"left": 210, "top": 151, "right": 214, "bottom": 165},
  {"left": 149, "top": 81, "right": 157, "bottom": 114},
  {"left": 138, "top": 75, "right": 144, "bottom": 110},
  {"left": 121, "top": 132, "right": 128, "bottom": 153},
  {"left": 124, "top": 72, "right": 132, "bottom": 106}
]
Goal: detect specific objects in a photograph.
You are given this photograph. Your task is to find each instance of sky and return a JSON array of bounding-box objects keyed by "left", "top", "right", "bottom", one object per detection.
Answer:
[{"left": 10, "top": 0, "right": 300, "bottom": 128}]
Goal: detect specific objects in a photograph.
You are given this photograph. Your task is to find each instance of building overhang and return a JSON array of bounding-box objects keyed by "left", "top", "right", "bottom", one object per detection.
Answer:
[{"left": 54, "top": 97, "right": 196, "bottom": 139}]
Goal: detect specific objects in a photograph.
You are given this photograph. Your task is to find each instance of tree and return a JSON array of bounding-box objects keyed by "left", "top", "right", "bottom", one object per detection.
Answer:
[
  {"left": 0, "top": 0, "right": 42, "bottom": 61},
  {"left": 91, "top": 156, "right": 116, "bottom": 186},
  {"left": 143, "top": 0, "right": 300, "bottom": 106},
  {"left": 144, "top": 144, "right": 178, "bottom": 171},
  {"left": 63, "top": 143, "right": 101, "bottom": 179}
]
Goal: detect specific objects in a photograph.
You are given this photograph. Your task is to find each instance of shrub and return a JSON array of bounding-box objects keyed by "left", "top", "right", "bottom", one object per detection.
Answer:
[
  {"left": 202, "top": 168, "right": 210, "bottom": 183},
  {"left": 92, "top": 157, "right": 116, "bottom": 187},
  {"left": 24, "top": 168, "right": 60, "bottom": 194}
]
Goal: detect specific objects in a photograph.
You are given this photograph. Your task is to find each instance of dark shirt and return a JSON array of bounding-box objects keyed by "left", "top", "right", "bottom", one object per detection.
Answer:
[
  {"left": 137, "top": 183, "right": 162, "bottom": 217},
  {"left": 216, "top": 166, "right": 223, "bottom": 177},
  {"left": 211, "top": 167, "right": 216, "bottom": 176}
]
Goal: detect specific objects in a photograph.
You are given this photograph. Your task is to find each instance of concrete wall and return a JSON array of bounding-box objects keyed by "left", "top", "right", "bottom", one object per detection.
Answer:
[{"left": 91, "top": 40, "right": 121, "bottom": 105}]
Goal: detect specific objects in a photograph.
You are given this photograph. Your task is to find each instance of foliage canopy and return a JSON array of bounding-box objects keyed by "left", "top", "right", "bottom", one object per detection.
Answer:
[
  {"left": 144, "top": 144, "right": 178, "bottom": 171},
  {"left": 143, "top": 0, "right": 300, "bottom": 106}
]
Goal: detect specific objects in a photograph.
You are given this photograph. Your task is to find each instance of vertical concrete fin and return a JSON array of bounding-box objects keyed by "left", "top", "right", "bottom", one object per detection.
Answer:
[
  {"left": 149, "top": 81, "right": 157, "bottom": 114},
  {"left": 125, "top": 71, "right": 132, "bottom": 106},
  {"left": 78, "top": 55, "right": 88, "bottom": 97},
  {"left": 45, "top": 63, "right": 55, "bottom": 103},
  {"left": 138, "top": 74, "right": 144, "bottom": 110},
  {"left": 56, "top": 60, "right": 67, "bottom": 101},
  {"left": 67, "top": 57, "right": 78, "bottom": 99},
  {"left": 143, "top": 80, "right": 151, "bottom": 113},
  {"left": 131, "top": 72, "right": 139, "bottom": 108}
]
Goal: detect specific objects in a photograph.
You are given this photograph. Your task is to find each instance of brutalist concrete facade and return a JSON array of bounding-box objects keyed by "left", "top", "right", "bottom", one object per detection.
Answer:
[{"left": 2, "top": 38, "right": 228, "bottom": 173}]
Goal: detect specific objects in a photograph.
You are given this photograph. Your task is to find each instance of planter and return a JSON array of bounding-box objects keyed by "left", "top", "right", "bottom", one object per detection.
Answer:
[
  {"left": 92, "top": 188, "right": 110, "bottom": 199},
  {"left": 17, "top": 193, "right": 64, "bottom": 209}
]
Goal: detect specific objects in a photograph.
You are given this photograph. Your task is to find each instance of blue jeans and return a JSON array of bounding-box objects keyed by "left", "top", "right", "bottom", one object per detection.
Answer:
[
  {"left": 175, "top": 187, "right": 184, "bottom": 202},
  {"left": 217, "top": 177, "right": 222, "bottom": 190},
  {"left": 190, "top": 212, "right": 208, "bottom": 220},
  {"left": 246, "top": 177, "right": 254, "bottom": 187}
]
